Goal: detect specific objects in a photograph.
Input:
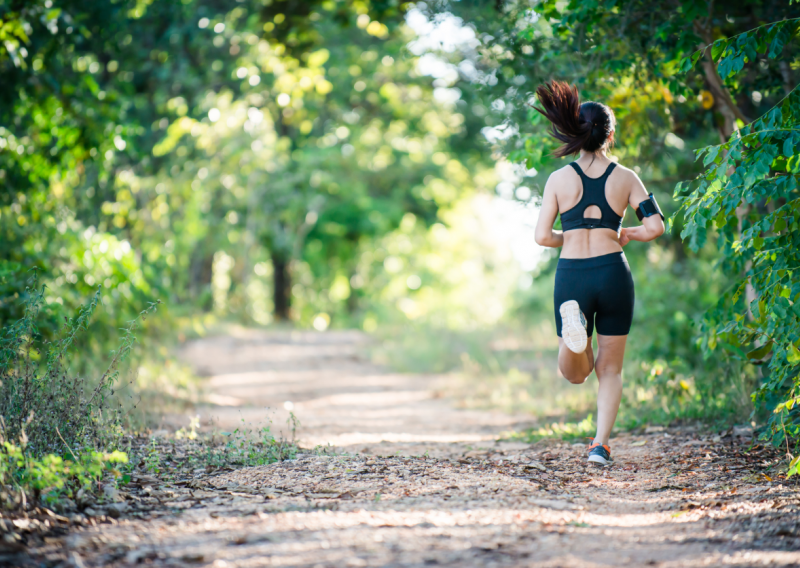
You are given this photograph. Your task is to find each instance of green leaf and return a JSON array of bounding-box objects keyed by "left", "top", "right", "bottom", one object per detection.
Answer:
[
  {"left": 788, "top": 455, "right": 800, "bottom": 478},
  {"left": 787, "top": 344, "right": 800, "bottom": 366},
  {"left": 746, "top": 341, "right": 773, "bottom": 360},
  {"left": 784, "top": 135, "right": 795, "bottom": 158},
  {"left": 711, "top": 39, "right": 728, "bottom": 61},
  {"left": 703, "top": 146, "right": 720, "bottom": 166}
]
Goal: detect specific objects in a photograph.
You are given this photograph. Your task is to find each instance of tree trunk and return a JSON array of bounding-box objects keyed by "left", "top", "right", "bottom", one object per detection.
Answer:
[
  {"left": 694, "top": 16, "right": 758, "bottom": 316},
  {"left": 190, "top": 248, "right": 215, "bottom": 310},
  {"left": 271, "top": 250, "right": 291, "bottom": 321}
]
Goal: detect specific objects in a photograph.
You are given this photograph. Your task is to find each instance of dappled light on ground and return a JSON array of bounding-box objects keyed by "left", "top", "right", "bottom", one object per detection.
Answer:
[
  {"left": 21, "top": 330, "right": 795, "bottom": 567},
  {"left": 176, "top": 329, "right": 536, "bottom": 453},
  {"left": 43, "top": 438, "right": 800, "bottom": 567}
]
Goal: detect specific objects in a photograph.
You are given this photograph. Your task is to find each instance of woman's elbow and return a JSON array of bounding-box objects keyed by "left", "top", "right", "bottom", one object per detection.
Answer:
[
  {"left": 644, "top": 220, "right": 665, "bottom": 240},
  {"left": 534, "top": 233, "right": 551, "bottom": 247}
]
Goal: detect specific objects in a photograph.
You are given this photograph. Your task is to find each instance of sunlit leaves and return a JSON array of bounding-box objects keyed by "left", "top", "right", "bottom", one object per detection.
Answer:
[{"left": 676, "top": 24, "right": 800, "bottom": 448}]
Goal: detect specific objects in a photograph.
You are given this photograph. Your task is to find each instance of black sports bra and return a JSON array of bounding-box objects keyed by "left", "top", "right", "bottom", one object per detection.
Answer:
[{"left": 560, "top": 162, "right": 623, "bottom": 232}]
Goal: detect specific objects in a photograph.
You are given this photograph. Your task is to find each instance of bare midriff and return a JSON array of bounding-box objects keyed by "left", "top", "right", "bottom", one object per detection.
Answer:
[{"left": 561, "top": 227, "right": 623, "bottom": 259}]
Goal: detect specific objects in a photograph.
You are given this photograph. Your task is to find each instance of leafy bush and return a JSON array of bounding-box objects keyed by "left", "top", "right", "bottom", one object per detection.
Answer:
[
  {"left": 0, "top": 273, "right": 159, "bottom": 457},
  {"left": 0, "top": 441, "right": 127, "bottom": 510},
  {"left": 676, "top": 19, "right": 800, "bottom": 460}
]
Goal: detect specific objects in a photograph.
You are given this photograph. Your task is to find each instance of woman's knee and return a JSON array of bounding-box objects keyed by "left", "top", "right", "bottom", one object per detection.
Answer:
[
  {"left": 561, "top": 368, "right": 590, "bottom": 384},
  {"left": 595, "top": 367, "right": 622, "bottom": 382}
]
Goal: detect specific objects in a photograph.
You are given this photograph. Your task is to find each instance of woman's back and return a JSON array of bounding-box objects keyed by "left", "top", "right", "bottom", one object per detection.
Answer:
[{"left": 546, "top": 154, "right": 644, "bottom": 259}]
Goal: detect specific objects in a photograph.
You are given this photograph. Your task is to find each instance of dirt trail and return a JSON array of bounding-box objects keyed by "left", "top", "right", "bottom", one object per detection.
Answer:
[
  {"left": 23, "top": 330, "right": 800, "bottom": 567},
  {"left": 179, "top": 328, "right": 536, "bottom": 454}
]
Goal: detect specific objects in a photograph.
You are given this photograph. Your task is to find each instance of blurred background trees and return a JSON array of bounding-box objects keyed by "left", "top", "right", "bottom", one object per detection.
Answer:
[{"left": 1, "top": 0, "right": 798, "bottom": 447}]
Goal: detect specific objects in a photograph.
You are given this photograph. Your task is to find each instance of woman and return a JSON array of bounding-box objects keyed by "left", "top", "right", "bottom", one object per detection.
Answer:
[{"left": 533, "top": 81, "right": 665, "bottom": 466}]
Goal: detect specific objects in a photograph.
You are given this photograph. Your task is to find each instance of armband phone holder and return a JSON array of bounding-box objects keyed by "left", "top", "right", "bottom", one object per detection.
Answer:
[{"left": 635, "top": 193, "right": 664, "bottom": 221}]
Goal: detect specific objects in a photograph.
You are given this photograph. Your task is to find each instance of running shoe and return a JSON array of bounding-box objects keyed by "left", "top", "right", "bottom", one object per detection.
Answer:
[
  {"left": 587, "top": 441, "right": 612, "bottom": 466},
  {"left": 560, "top": 300, "right": 588, "bottom": 353}
]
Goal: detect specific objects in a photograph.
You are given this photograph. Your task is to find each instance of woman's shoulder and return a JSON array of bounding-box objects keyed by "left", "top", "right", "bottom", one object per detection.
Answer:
[
  {"left": 608, "top": 161, "right": 643, "bottom": 191},
  {"left": 547, "top": 163, "right": 580, "bottom": 182},
  {"left": 609, "top": 161, "right": 641, "bottom": 180}
]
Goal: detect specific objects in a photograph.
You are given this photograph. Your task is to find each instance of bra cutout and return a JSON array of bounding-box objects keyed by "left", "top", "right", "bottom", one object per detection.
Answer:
[
  {"left": 560, "top": 162, "right": 623, "bottom": 232},
  {"left": 582, "top": 204, "right": 602, "bottom": 219}
]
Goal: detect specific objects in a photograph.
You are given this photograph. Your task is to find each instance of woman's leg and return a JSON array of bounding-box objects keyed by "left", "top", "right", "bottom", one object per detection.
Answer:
[
  {"left": 558, "top": 338, "right": 594, "bottom": 384},
  {"left": 592, "top": 334, "right": 627, "bottom": 444}
]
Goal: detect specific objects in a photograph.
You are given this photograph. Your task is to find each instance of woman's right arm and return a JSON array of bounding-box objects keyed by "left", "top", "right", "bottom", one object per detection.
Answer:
[
  {"left": 619, "top": 170, "right": 665, "bottom": 245},
  {"left": 534, "top": 174, "right": 564, "bottom": 248}
]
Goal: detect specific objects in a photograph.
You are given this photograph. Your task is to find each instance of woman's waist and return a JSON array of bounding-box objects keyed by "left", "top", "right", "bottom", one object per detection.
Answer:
[
  {"left": 557, "top": 250, "right": 628, "bottom": 269},
  {"left": 561, "top": 231, "right": 623, "bottom": 259}
]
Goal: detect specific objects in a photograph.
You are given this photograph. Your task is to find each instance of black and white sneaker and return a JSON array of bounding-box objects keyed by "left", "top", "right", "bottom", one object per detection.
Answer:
[
  {"left": 588, "top": 441, "right": 612, "bottom": 466},
  {"left": 560, "top": 300, "right": 588, "bottom": 353}
]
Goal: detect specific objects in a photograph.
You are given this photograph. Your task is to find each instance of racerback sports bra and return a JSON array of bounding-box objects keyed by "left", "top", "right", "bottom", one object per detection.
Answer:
[{"left": 560, "top": 162, "right": 623, "bottom": 232}]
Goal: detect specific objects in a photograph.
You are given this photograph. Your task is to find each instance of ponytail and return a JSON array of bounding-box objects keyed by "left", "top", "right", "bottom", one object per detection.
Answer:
[{"left": 533, "top": 81, "right": 615, "bottom": 158}]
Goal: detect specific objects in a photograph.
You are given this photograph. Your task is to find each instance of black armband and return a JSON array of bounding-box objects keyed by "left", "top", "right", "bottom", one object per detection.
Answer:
[{"left": 635, "top": 193, "right": 664, "bottom": 222}]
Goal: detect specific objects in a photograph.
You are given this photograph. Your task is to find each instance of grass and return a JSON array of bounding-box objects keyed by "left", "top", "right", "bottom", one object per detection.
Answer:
[
  {"left": 372, "top": 319, "right": 757, "bottom": 445},
  {"left": 0, "top": 277, "right": 160, "bottom": 457},
  {"left": 0, "top": 279, "right": 300, "bottom": 517},
  {"left": 0, "top": 412, "right": 302, "bottom": 516},
  {"left": 501, "top": 414, "right": 596, "bottom": 444}
]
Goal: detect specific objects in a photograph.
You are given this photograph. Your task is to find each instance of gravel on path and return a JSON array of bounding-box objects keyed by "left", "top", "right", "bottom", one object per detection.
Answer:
[{"left": 9, "top": 329, "right": 800, "bottom": 568}]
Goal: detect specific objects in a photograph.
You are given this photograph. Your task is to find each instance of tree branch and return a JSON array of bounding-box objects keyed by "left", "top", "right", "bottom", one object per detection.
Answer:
[{"left": 693, "top": 21, "right": 751, "bottom": 137}]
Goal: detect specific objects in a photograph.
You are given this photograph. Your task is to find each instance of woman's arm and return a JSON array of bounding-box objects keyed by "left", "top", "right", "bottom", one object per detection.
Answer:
[
  {"left": 534, "top": 174, "right": 564, "bottom": 248},
  {"left": 619, "top": 170, "right": 665, "bottom": 246}
]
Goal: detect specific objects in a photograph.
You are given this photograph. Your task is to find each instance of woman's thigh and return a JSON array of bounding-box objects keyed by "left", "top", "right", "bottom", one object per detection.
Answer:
[
  {"left": 594, "top": 334, "right": 627, "bottom": 375},
  {"left": 594, "top": 262, "right": 634, "bottom": 336}
]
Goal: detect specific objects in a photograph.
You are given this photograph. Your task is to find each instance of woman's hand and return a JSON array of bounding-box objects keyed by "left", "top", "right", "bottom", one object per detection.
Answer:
[{"left": 619, "top": 227, "right": 631, "bottom": 247}]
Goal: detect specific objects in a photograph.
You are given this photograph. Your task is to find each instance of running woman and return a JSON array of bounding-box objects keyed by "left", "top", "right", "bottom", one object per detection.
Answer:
[{"left": 532, "top": 81, "right": 665, "bottom": 466}]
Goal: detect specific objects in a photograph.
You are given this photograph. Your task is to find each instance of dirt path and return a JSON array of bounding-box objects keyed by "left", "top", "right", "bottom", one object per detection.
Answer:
[
  {"left": 20, "top": 330, "right": 800, "bottom": 567},
  {"left": 178, "top": 328, "right": 536, "bottom": 454}
]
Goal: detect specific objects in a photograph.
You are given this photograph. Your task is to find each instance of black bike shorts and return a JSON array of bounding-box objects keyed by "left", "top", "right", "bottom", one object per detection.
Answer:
[{"left": 554, "top": 252, "right": 634, "bottom": 337}]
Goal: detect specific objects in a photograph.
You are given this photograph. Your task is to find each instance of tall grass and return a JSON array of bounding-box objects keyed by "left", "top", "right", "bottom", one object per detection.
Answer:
[{"left": 0, "top": 275, "right": 159, "bottom": 457}]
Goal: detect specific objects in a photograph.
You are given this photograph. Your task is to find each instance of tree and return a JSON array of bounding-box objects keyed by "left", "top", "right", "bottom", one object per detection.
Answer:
[
  {"left": 0, "top": 1, "right": 424, "bottom": 327},
  {"left": 414, "top": 1, "right": 799, "bottom": 427},
  {"left": 134, "top": 7, "right": 483, "bottom": 323},
  {"left": 675, "top": 18, "right": 800, "bottom": 467}
]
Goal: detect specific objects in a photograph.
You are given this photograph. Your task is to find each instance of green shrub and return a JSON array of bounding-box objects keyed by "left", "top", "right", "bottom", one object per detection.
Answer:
[
  {"left": 0, "top": 440, "right": 127, "bottom": 509},
  {"left": 675, "top": 19, "right": 800, "bottom": 454},
  {"left": 0, "top": 273, "right": 159, "bottom": 457}
]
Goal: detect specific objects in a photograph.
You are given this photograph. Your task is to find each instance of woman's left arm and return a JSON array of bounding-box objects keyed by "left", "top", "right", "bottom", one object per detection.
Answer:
[
  {"left": 619, "top": 171, "right": 665, "bottom": 245},
  {"left": 534, "top": 174, "right": 564, "bottom": 248}
]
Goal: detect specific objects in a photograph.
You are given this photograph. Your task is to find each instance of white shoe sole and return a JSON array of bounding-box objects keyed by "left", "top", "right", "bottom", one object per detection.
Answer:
[
  {"left": 588, "top": 454, "right": 612, "bottom": 466},
  {"left": 560, "top": 300, "right": 587, "bottom": 354}
]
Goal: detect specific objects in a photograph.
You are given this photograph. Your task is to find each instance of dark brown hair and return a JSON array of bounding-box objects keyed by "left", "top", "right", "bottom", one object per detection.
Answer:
[{"left": 533, "top": 81, "right": 615, "bottom": 158}]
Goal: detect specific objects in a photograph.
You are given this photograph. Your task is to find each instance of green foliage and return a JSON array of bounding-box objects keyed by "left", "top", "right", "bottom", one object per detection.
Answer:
[
  {"left": 0, "top": 441, "right": 127, "bottom": 510},
  {"left": 117, "top": 413, "right": 300, "bottom": 482},
  {"left": 0, "top": 273, "right": 159, "bottom": 456},
  {"left": 503, "top": 414, "right": 595, "bottom": 444},
  {"left": 210, "top": 414, "right": 299, "bottom": 468},
  {"left": 1, "top": 0, "right": 488, "bottom": 334},
  {"left": 415, "top": 0, "right": 800, "bottom": 435},
  {"left": 675, "top": 20, "right": 800, "bottom": 450}
]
